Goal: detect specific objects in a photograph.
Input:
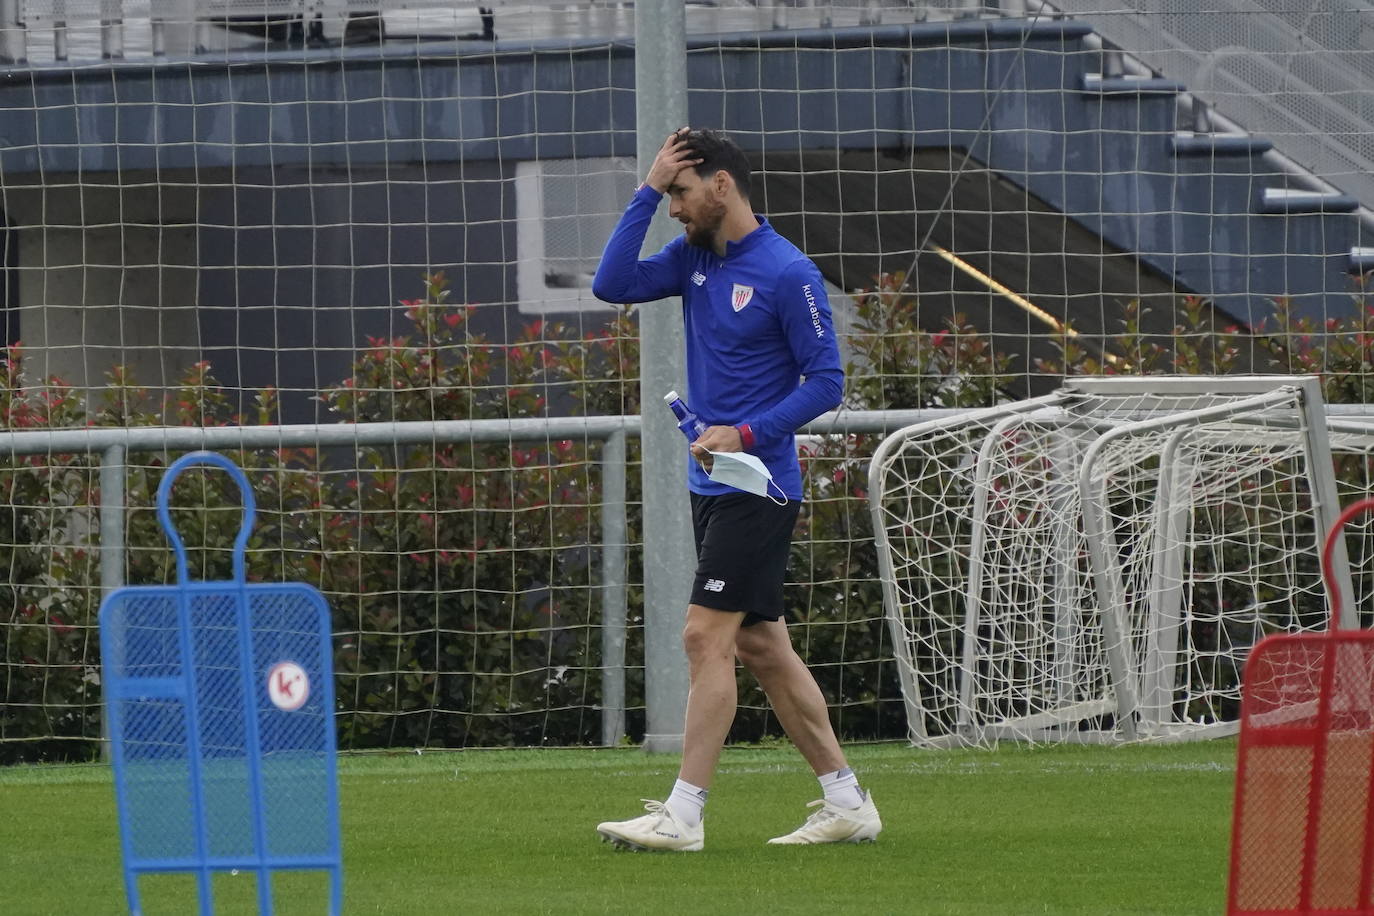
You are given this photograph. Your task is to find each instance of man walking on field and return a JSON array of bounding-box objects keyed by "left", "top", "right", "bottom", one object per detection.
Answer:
[{"left": 590, "top": 127, "right": 882, "bottom": 851}]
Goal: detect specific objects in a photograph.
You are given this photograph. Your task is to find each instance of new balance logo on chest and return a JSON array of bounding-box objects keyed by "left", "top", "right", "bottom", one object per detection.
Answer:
[{"left": 691, "top": 271, "right": 706, "bottom": 287}]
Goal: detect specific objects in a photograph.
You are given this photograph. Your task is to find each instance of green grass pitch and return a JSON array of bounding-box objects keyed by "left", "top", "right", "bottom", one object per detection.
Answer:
[{"left": 0, "top": 740, "right": 1236, "bottom": 914}]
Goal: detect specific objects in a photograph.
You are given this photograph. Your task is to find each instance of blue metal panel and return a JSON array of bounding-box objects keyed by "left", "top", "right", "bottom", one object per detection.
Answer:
[{"left": 100, "top": 451, "right": 343, "bottom": 916}]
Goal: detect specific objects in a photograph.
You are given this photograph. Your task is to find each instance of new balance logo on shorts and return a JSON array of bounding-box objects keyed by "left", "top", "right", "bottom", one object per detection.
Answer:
[{"left": 703, "top": 578, "right": 725, "bottom": 592}]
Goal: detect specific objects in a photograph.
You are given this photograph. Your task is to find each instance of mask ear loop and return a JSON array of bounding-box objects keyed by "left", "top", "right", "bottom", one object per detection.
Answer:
[{"left": 765, "top": 478, "right": 788, "bottom": 507}]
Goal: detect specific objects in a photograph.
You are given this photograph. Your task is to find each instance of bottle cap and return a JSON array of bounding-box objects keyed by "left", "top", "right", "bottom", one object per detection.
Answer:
[{"left": 663, "top": 391, "right": 679, "bottom": 403}]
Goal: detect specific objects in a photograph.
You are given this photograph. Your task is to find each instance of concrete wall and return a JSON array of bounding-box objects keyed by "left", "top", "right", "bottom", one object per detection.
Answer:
[{"left": 2, "top": 175, "right": 199, "bottom": 395}]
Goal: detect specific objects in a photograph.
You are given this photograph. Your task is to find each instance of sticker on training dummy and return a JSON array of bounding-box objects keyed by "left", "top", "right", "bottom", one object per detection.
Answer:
[{"left": 267, "top": 661, "right": 311, "bottom": 711}]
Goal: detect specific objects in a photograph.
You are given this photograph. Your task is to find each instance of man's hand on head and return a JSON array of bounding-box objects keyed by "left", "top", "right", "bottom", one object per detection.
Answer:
[
  {"left": 689, "top": 424, "right": 744, "bottom": 473},
  {"left": 644, "top": 128, "right": 702, "bottom": 194}
]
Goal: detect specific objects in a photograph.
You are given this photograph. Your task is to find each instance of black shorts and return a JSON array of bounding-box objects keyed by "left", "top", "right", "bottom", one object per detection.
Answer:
[{"left": 690, "top": 491, "right": 801, "bottom": 626}]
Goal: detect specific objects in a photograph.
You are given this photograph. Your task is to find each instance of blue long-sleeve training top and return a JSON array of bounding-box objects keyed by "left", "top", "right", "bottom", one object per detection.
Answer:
[{"left": 592, "top": 184, "right": 844, "bottom": 501}]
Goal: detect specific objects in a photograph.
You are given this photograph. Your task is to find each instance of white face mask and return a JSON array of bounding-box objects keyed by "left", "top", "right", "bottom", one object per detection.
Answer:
[{"left": 705, "top": 450, "right": 788, "bottom": 505}]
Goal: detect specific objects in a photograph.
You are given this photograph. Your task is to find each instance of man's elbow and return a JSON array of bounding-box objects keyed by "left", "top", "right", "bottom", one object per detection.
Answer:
[
  {"left": 590, "top": 273, "right": 616, "bottom": 303},
  {"left": 591, "top": 272, "right": 627, "bottom": 304},
  {"left": 814, "top": 370, "right": 844, "bottom": 411}
]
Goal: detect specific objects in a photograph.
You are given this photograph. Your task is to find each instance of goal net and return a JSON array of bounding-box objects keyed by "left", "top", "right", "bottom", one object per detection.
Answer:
[{"left": 870, "top": 375, "right": 1357, "bottom": 747}]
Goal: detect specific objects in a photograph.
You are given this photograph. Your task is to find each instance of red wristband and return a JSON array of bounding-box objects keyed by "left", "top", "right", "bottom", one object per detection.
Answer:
[{"left": 736, "top": 423, "right": 755, "bottom": 450}]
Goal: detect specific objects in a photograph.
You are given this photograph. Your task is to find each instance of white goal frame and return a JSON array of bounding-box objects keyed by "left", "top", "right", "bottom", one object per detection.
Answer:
[{"left": 869, "top": 376, "right": 1356, "bottom": 747}]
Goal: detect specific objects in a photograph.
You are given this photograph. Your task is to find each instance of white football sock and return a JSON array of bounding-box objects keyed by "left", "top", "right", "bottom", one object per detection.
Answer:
[
  {"left": 819, "top": 766, "right": 865, "bottom": 809},
  {"left": 666, "top": 778, "right": 708, "bottom": 827}
]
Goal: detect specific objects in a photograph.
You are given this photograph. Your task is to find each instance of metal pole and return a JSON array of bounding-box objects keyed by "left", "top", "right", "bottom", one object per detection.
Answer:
[
  {"left": 0, "top": 0, "right": 23, "bottom": 63},
  {"left": 100, "top": 443, "right": 126, "bottom": 597},
  {"left": 1296, "top": 377, "right": 1359, "bottom": 630},
  {"left": 0, "top": 415, "right": 646, "bottom": 454},
  {"left": 634, "top": 0, "right": 692, "bottom": 754},
  {"left": 98, "top": 443, "right": 125, "bottom": 761},
  {"left": 1140, "top": 428, "right": 1195, "bottom": 734},
  {"left": 599, "top": 431, "right": 628, "bottom": 746}
]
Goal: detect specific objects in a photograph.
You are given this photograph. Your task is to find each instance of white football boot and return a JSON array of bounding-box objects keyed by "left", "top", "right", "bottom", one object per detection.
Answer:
[
  {"left": 596, "top": 799, "right": 704, "bottom": 852},
  {"left": 767, "top": 792, "right": 882, "bottom": 845}
]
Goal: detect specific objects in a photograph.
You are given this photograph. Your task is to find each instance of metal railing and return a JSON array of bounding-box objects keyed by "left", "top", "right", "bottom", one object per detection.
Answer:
[
  {"left": 0, "top": 406, "right": 935, "bottom": 747},
  {"left": 0, "top": 0, "right": 953, "bottom": 63}
]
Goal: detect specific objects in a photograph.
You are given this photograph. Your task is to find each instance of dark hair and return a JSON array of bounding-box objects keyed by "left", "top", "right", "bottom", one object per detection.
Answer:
[{"left": 681, "top": 128, "right": 752, "bottom": 200}]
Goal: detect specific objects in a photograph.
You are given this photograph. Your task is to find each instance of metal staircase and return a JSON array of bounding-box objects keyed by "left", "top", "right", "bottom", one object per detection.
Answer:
[
  {"left": 913, "top": 14, "right": 1372, "bottom": 328},
  {"left": 1044, "top": 0, "right": 1374, "bottom": 292}
]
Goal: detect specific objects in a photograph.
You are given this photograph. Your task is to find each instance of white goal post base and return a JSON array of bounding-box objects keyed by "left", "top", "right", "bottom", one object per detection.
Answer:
[{"left": 869, "top": 376, "right": 1360, "bottom": 748}]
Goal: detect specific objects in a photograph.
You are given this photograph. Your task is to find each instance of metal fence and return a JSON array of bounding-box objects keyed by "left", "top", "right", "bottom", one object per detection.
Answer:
[
  {"left": 0, "top": 0, "right": 952, "bottom": 63},
  {"left": 0, "top": 406, "right": 933, "bottom": 750}
]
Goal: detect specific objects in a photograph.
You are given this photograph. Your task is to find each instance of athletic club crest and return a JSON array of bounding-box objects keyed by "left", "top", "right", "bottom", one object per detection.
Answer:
[{"left": 731, "top": 283, "right": 755, "bottom": 312}]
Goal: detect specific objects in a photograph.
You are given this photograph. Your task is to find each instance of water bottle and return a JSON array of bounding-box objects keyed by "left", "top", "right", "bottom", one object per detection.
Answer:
[{"left": 663, "top": 390, "right": 707, "bottom": 443}]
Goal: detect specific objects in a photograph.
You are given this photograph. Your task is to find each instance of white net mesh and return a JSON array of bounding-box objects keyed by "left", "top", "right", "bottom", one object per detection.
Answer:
[{"left": 3, "top": 2, "right": 1374, "bottom": 763}]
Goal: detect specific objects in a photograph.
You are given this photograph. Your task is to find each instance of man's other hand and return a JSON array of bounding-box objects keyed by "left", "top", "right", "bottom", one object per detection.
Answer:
[
  {"left": 690, "top": 425, "right": 744, "bottom": 472},
  {"left": 645, "top": 128, "right": 702, "bottom": 194}
]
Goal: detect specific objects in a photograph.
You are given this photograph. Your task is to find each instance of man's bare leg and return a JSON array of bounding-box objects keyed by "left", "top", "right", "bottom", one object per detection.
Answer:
[
  {"left": 735, "top": 618, "right": 883, "bottom": 844},
  {"left": 734, "top": 617, "right": 845, "bottom": 775},
  {"left": 678, "top": 603, "right": 746, "bottom": 787},
  {"left": 594, "top": 603, "right": 743, "bottom": 851}
]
